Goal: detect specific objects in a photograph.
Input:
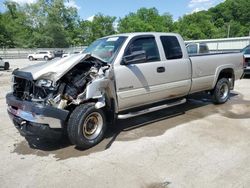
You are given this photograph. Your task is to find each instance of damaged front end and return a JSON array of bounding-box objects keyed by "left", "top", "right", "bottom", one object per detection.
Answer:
[{"left": 6, "top": 54, "right": 112, "bottom": 138}]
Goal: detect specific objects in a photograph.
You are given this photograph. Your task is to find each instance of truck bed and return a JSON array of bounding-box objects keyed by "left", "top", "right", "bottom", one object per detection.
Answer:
[{"left": 189, "top": 52, "right": 243, "bottom": 94}]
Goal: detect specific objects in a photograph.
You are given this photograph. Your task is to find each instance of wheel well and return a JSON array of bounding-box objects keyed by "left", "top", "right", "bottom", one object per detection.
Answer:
[
  {"left": 217, "top": 68, "right": 235, "bottom": 89},
  {"left": 218, "top": 68, "right": 234, "bottom": 79}
]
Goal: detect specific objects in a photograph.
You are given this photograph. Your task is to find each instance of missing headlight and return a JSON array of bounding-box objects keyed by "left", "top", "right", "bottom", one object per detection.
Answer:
[{"left": 35, "top": 79, "right": 53, "bottom": 88}]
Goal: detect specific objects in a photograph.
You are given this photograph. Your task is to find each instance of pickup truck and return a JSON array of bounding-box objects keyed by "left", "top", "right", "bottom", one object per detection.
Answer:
[
  {"left": 241, "top": 44, "right": 250, "bottom": 75},
  {"left": 6, "top": 32, "right": 244, "bottom": 149},
  {"left": 186, "top": 42, "right": 210, "bottom": 55}
]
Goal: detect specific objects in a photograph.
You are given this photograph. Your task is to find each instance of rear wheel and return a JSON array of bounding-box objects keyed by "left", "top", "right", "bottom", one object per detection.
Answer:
[
  {"left": 212, "top": 78, "right": 230, "bottom": 104},
  {"left": 29, "top": 56, "right": 33, "bottom": 61},
  {"left": 67, "top": 103, "right": 106, "bottom": 149},
  {"left": 4, "top": 62, "right": 9, "bottom": 70}
]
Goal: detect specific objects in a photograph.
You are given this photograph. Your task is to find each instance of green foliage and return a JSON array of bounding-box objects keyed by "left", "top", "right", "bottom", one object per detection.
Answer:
[
  {"left": 176, "top": 0, "right": 250, "bottom": 39},
  {"left": 118, "top": 8, "right": 173, "bottom": 33},
  {"left": 0, "top": 0, "right": 249, "bottom": 47},
  {"left": 78, "top": 14, "right": 116, "bottom": 45}
]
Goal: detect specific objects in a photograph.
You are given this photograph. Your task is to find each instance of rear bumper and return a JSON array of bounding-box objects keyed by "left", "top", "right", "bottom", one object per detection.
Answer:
[
  {"left": 6, "top": 93, "right": 69, "bottom": 139},
  {"left": 244, "top": 67, "right": 250, "bottom": 75}
]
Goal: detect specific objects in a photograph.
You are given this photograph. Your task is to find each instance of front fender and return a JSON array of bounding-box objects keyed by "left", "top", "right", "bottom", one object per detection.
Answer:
[{"left": 85, "top": 77, "right": 109, "bottom": 109}]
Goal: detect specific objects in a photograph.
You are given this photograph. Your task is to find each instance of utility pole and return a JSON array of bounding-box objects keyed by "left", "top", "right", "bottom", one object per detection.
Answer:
[{"left": 227, "top": 24, "right": 231, "bottom": 38}]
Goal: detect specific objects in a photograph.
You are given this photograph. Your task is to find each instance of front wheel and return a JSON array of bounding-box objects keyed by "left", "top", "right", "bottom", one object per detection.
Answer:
[
  {"left": 67, "top": 103, "right": 106, "bottom": 149},
  {"left": 211, "top": 78, "right": 230, "bottom": 104}
]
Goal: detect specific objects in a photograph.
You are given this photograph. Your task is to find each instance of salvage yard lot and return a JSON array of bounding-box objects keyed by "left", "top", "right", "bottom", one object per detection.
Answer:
[{"left": 0, "top": 59, "right": 250, "bottom": 188}]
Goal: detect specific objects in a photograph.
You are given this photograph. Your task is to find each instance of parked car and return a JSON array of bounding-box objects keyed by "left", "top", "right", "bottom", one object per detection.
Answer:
[
  {"left": 28, "top": 51, "right": 55, "bottom": 61},
  {"left": 62, "top": 51, "right": 81, "bottom": 58},
  {"left": 6, "top": 32, "right": 244, "bottom": 149},
  {"left": 241, "top": 44, "right": 250, "bottom": 75},
  {"left": 0, "top": 57, "right": 9, "bottom": 70},
  {"left": 186, "top": 42, "right": 210, "bottom": 55},
  {"left": 53, "top": 50, "right": 64, "bottom": 58}
]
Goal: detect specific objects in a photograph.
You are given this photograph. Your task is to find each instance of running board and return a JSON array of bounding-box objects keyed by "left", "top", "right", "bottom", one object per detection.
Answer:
[{"left": 118, "top": 98, "right": 186, "bottom": 119}]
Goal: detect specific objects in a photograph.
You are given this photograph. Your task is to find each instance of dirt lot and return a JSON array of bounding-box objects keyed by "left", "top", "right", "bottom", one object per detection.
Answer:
[{"left": 0, "top": 59, "right": 250, "bottom": 188}]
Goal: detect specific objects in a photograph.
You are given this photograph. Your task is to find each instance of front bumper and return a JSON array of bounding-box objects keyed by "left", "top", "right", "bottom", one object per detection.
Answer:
[{"left": 6, "top": 93, "right": 69, "bottom": 138}]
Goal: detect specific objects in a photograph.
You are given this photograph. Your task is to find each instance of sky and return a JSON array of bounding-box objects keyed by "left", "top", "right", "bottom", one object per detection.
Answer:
[{"left": 0, "top": 0, "right": 225, "bottom": 21}]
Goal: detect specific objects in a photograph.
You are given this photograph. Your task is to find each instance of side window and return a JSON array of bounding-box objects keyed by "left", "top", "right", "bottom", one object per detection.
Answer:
[
  {"left": 125, "top": 37, "right": 160, "bottom": 63},
  {"left": 245, "top": 47, "right": 250, "bottom": 54},
  {"left": 161, "top": 36, "right": 183, "bottom": 59}
]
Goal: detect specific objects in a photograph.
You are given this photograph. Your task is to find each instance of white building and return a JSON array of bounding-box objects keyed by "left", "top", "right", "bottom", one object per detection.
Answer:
[{"left": 186, "top": 36, "right": 250, "bottom": 52}]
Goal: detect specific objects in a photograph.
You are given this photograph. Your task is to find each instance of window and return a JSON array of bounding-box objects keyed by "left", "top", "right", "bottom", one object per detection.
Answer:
[
  {"left": 187, "top": 44, "right": 198, "bottom": 55},
  {"left": 161, "top": 36, "right": 183, "bottom": 59},
  {"left": 124, "top": 37, "right": 160, "bottom": 63},
  {"left": 199, "top": 44, "right": 209, "bottom": 54},
  {"left": 245, "top": 47, "right": 250, "bottom": 55},
  {"left": 84, "top": 36, "right": 127, "bottom": 63}
]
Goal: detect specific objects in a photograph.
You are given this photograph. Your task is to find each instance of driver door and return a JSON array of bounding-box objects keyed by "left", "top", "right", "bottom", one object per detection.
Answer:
[{"left": 115, "top": 36, "right": 168, "bottom": 111}]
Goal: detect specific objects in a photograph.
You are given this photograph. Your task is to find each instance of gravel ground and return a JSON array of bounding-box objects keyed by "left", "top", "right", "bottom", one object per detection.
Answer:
[{"left": 0, "top": 59, "right": 249, "bottom": 188}]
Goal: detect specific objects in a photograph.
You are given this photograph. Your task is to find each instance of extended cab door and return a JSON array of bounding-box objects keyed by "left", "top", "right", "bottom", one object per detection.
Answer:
[
  {"left": 114, "top": 35, "right": 169, "bottom": 111},
  {"left": 159, "top": 35, "right": 192, "bottom": 99}
]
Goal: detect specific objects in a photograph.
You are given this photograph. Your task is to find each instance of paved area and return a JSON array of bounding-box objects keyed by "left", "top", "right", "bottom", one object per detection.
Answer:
[{"left": 0, "top": 59, "right": 250, "bottom": 188}]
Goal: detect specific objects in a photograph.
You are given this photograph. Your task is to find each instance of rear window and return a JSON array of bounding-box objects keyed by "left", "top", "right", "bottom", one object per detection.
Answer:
[{"left": 160, "top": 36, "right": 183, "bottom": 60}]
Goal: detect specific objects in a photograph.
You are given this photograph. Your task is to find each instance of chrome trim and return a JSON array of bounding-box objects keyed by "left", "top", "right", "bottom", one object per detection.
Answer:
[
  {"left": 118, "top": 98, "right": 186, "bottom": 119},
  {"left": 7, "top": 106, "right": 62, "bottom": 129}
]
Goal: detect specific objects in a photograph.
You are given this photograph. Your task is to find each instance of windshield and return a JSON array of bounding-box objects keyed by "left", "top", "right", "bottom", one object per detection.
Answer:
[{"left": 84, "top": 36, "right": 127, "bottom": 63}]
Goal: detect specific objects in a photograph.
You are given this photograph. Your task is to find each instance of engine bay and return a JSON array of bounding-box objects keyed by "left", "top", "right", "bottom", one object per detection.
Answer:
[{"left": 13, "top": 56, "right": 110, "bottom": 110}]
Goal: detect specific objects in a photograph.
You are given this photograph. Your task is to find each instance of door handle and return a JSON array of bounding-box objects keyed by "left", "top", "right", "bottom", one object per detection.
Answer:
[{"left": 157, "top": 67, "right": 165, "bottom": 73}]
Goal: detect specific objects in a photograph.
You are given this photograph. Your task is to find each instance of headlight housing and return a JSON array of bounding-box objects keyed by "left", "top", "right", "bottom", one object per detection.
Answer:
[{"left": 35, "top": 79, "right": 53, "bottom": 88}]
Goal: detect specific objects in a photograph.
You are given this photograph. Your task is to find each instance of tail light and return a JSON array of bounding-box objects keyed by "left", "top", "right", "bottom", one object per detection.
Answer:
[{"left": 243, "top": 56, "right": 247, "bottom": 68}]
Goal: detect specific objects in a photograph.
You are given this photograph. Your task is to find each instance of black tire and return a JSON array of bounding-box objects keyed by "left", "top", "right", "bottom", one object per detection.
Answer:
[
  {"left": 29, "top": 56, "right": 33, "bottom": 61},
  {"left": 44, "top": 56, "right": 49, "bottom": 61},
  {"left": 212, "top": 78, "right": 230, "bottom": 104},
  {"left": 4, "top": 62, "right": 9, "bottom": 70},
  {"left": 67, "top": 103, "right": 107, "bottom": 149}
]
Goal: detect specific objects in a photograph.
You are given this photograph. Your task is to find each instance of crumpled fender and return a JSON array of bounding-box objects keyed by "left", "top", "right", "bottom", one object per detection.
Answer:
[{"left": 85, "top": 77, "right": 109, "bottom": 109}]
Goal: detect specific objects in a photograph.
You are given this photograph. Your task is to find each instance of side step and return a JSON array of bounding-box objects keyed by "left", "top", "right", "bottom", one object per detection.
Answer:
[{"left": 117, "top": 98, "right": 186, "bottom": 119}]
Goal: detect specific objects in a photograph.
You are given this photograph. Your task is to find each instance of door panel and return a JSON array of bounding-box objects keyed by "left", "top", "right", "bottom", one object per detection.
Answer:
[
  {"left": 115, "top": 61, "right": 168, "bottom": 110},
  {"left": 162, "top": 58, "right": 192, "bottom": 97}
]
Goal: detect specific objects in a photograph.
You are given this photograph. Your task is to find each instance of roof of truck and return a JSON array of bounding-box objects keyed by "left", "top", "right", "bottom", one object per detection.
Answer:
[{"left": 103, "top": 32, "right": 180, "bottom": 38}]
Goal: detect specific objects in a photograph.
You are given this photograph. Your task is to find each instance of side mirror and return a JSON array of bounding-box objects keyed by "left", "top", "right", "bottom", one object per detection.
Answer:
[{"left": 123, "top": 50, "right": 147, "bottom": 65}]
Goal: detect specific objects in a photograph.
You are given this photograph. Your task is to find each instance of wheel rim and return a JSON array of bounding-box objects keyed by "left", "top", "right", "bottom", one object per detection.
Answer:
[
  {"left": 83, "top": 112, "right": 103, "bottom": 140},
  {"left": 219, "top": 83, "right": 229, "bottom": 100}
]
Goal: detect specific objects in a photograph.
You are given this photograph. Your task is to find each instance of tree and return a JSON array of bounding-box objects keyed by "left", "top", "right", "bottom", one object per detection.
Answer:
[
  {"left": 174, "top": 11, "right": 219, "bottom": 40},
  {"left": 78, "top": 14, "right": 116, "bottom": 45},
  {"left": 118, "top": 8, "right": 173, "bottom": 33}
]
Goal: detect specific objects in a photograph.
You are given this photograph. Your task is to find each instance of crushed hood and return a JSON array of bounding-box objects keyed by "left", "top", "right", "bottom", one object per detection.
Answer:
[{"left": 15, "top": 54, "right": 88, "bottom": 82}]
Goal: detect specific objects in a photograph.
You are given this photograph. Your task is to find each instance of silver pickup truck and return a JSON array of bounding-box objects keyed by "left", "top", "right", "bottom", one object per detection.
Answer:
[{"left": 6, "top": 32, "right": 244, "bottom": 149}]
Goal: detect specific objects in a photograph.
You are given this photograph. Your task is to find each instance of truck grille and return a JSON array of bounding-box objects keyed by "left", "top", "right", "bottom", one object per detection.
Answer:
[{"left": 13, "top": 77, "right": 48, "bottom": 100}]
